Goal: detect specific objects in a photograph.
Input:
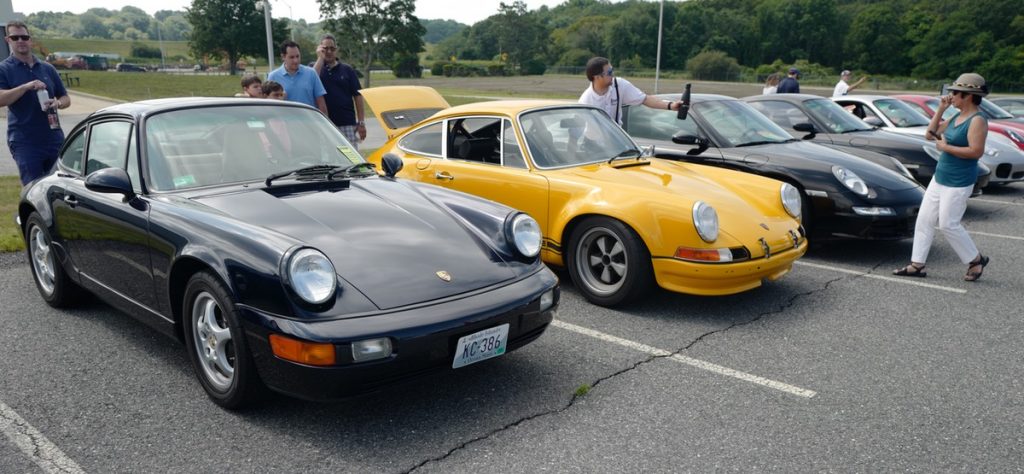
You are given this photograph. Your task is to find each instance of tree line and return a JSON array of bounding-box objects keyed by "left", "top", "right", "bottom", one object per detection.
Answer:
[{"left": 20, "top": 0, "right": 1024, "bottom": 90}]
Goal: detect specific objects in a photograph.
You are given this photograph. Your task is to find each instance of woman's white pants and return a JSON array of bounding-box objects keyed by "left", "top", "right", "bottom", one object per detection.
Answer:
[{"left": 911, "top": 180, "right": 978, "bottom": 264}]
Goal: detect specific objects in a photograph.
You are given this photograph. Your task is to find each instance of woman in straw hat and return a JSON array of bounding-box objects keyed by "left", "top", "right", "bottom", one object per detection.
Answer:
[{"left": 894, "top": 72, "right": 990, "bottom": 281}]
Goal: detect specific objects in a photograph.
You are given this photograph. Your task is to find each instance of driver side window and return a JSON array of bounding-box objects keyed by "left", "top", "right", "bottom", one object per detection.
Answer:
[{"left": 85, "top": 121, "right": 132, "bottom": 175}]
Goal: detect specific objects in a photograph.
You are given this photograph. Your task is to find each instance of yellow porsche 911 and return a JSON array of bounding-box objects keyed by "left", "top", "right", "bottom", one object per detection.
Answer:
[{"left": 363, "top": 86, "right": 807, "bottom": 306}]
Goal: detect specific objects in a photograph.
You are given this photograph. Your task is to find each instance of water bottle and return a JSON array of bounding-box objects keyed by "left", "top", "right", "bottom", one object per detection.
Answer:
[{"left": 37, "top": 89, "right": 60, "bottom": 130}]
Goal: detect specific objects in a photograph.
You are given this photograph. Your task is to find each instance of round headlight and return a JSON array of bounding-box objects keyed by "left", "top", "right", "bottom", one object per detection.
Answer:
[
  {"left": 692, "top": 201, "right": 719, "bottom": 242},
  {"left": 287, "top": 248, "right": 337, "bottom": 304},
  {"left": 780, "top": 182, "right": 802, "bottom": 218},
  {"left": 831, "top": 165, "right": 869, "bottom": 196},
  {"left": 509, "top": 213, "right": 542, "bottom": 258}
]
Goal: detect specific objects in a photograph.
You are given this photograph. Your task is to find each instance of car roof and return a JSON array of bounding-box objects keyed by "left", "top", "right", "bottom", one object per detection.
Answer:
[
  {"left": 442, "top": 99, "right": 578, "bottom": 116},
  {"left": 832, "top": 95, "right": 894, "bottom": 102},
  {"left": 650, "top": 93, "right": 735, "bottom": 103},
  {"left": 742, "top": 93, "right": 826, "bottom": 102},
  {"left": 92, "top": 97, "right": 315, "bottom": 119}
]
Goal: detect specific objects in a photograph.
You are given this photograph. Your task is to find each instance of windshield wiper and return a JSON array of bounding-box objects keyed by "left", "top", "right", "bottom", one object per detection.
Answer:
[
  {"left": 608, "top": 148, "right": 642, "bottom": 164},
  {"left": 327, "top": 162, "right": 377, "bottom": 180},
  {"left": 264, "top": 164, "right": 341, "bottom": 187},
  {"left": 736, "top": 140, "right": 787, "bottom": 147}
]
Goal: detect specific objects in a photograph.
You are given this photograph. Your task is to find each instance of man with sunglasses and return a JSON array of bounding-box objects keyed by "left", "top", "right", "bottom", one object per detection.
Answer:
[
  {"left": 0, "top": 21, "right": 70, "bottom": 185},
  {"left": 579, "top": 57, "right": 679, "bottom": 126},
  {"left": 312, "top": 34, "right": 366, "bottom": 149}
]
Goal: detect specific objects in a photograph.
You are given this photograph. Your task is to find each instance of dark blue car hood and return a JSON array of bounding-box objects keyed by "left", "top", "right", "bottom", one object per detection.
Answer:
[
  {"left": 193, "top": 179, "right": 517, "bottom": 310},
  {"left": 735, "top": 140, "right": 921, "bottom": 191}
]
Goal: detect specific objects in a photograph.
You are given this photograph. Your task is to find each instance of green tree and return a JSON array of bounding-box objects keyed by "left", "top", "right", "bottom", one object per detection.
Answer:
[
  {"left": 78, "top": 12, "right": 111, "bottom": 39},
  {"left": 686, "top": 49, "right": 741, "bottom": 81},
  {"left": 318, "top": 0, "right": 425, "bottom": 87},
  {"left": 187, "top": 0, "right": 289, "bottom": 75},
  {"left": 422, "top": 19, "right": 467, "bottom": 44},
  {"left": 495, "top": 1, "right": 548, "bottom": 72},
  {"left": 844, "top": 3, "right": 909, "bottom": 75}
]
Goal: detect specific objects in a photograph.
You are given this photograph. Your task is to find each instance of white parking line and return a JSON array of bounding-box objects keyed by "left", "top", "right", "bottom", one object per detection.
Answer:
[
  {"left": 972, "top": 198, "right": 1024, "bottom": 206},
  {"left": 551, "top": 320, "right": 817, "bottom": 399},
  {"left": 968, "top": 230, "right": 1024, "bottom": 241},
  {"left": 794, "top": 261, "right": 967, "bottom": 294},
  {"left": 0, "top": 401, "right": 84, "bottom": 474}
]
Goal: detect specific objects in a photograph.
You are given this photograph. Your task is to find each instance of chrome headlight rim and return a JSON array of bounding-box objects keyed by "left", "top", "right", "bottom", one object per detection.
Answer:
[
  {"left": 285, "top": 247, "right": 337, "bottom": 305},
  {"left": 692, "top": 201, "right": 719, "bottom": 243},
  {"left": 780, "top": 182, "right": 802, "bottom": 218},
  {"left": 506, "top": 212, "right": 542, "bottom": 259},
  {"left": 831, "top": 165, "right": 870, "bottom": 197}
]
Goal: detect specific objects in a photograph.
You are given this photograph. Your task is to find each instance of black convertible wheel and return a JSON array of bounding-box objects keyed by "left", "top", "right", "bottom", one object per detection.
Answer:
[
  {"left": 183, "top": 271, "right": 264, "bottom": 409},
  {"left": 24, "top": 212, "right": 78, "bottom": 308},
  {"left": 566, "top": 216, "right": 653, "bottom": 306}
]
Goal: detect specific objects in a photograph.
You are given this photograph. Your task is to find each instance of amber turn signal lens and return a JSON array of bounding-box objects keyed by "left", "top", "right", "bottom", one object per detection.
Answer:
[
  {"left": 269, "top": 334, "right": 336, "bottom": 366},
  {"left": 674, "top": 247, "right": 730, "bottom": 262}
]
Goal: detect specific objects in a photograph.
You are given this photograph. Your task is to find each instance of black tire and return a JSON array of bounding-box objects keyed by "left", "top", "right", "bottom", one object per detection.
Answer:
[
  {"left": 182, "top": 271, "right": 265, "bottom": 409},
  {"left": 24, "top": 212, "right": 79, "bottom": 308},
  {"left": 566, "top": 216, "right": 653, "bottom": 307}
]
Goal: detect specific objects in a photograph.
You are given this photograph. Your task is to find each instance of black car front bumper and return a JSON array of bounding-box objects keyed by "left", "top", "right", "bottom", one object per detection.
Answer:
[{"left": 238, "top": 269, "right": 559, "bottom": 401}]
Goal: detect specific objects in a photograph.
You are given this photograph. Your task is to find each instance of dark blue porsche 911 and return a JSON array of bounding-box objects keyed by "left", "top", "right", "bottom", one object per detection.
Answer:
[{"left": 18, "top": 98, "right": 559, "bottom": 409}]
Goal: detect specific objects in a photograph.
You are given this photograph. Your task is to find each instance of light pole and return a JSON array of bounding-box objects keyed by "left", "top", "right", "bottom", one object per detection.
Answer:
[
  {"left": 275, "top": 0, "right": 294, "bottom": 40},
  {"left": 256, "top": 0, "right": 274, "bottom": 71},
  {"left": 654, "top": 0, "right": 664, "bottom": 94}
]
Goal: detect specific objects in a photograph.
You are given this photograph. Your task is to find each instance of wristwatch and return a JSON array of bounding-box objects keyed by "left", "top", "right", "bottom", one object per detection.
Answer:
[{"left": 357, "top": 120, "right": 366, "bottom": 126}]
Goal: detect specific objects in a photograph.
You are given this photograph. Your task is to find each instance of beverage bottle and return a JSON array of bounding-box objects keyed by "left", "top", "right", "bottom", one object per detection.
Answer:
[{"left": 36, "top": 89, "right": 60, "bottom": 130}]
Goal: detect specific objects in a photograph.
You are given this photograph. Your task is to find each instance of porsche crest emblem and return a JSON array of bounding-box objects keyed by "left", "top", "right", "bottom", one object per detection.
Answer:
[{"left": 436, "top": 271, "right": 452, "bottom": 282}]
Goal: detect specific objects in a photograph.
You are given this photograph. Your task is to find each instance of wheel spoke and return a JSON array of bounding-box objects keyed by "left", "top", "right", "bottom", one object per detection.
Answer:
[
  {"left": 608, "top": 240, "right": 624, "bottom": 259},
  {"left": 588, "top": 254, "right": 603, "bottom": 267},
  {"left": 595, "top": 235, "right": 609, "bottom": 254},
  {"left": 600, "top": 265, "right": 612, "bottom": 284},
  {"left": 609, "top": 261, "right": 627, "bottom": 277}
]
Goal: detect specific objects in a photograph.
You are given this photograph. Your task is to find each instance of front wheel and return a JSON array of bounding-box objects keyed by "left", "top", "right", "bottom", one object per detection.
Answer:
[
  {"left": 182, "top": 271, "right": 265, "bottom": 409},
  {"left": 24, "top": 212, "right": 79, "bottom": 308},
  {"left": 566, "top": 217, "right": 653, "bottom": 307}
]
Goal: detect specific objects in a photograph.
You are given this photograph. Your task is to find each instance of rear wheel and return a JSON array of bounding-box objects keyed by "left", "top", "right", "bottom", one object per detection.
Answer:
[
  {"left": 566, "top": 217, "right": 653, "bottom": 307},
  {"left": 182, "top": 271, "right": 265, "bottom": 409},
  {"left": 24, "top": 212, "right": 78, "bottom": 308}
]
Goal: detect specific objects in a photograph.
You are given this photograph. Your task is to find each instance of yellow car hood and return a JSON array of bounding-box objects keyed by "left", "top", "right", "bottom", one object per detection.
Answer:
[{"left": 361, "top": 86, "right": 450, "bottom": 139}]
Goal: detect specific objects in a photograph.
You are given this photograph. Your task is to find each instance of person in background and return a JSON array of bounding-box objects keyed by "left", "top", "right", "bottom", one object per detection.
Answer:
[
  {"left": 0, "top": 20, "right": 71, "bottom": 185},
  {"left": 267, "top": 40, "right": 328, "bottom": 115},
  {"left": 579, "top": 57, "right": 680, "bottom": 126},
  {"left": 762, "top": 73, "right": 780, "bottom": 95},
  {"left": 236, "top": 74, "right": 263, "bottom": 98},
  {"left": 261, "top": 80, "right": 286, "bottom": 100},
  {"left": 312, "top": 34, "right": 366, "bottom": 149},
  {"left": 776, "top": 67, "right": 801, "bottom": 94},
  {"left": 894, "top": 73, "right": 990, "bottom": 282},
  {"left": 833, "top": 70, "right": 868, "bottom": 97}
]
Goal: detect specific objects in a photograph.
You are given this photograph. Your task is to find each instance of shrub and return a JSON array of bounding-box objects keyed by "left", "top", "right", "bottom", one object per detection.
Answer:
[
  {"left": 520, "top": 58, "right": 546, "bottom": 76},
  {"left": 392, "top": 55, "right": 422, "bottom": 78},
  {"left": 686, "top": 50, "right": 741, "bottom": 81},
  {"left": 130, "top": 42, "right": 162, "bottom": 59}
]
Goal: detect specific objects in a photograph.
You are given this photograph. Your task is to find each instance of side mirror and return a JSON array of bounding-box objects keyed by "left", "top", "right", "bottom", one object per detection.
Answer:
[
  {"left": 793, "top": 122, "right": 817, "bottom": 140},
  {"left": 85, "top": 167, "right": 134, "bottom": 199},
  {"left": 381, "top": 153, "right": 404, "bottom": 178},
  {"left": 671, "top": 132, "right": 710, "bottom": 156},
  {"left": 863, "top": 117, "right": 883, "bottom": 128}
]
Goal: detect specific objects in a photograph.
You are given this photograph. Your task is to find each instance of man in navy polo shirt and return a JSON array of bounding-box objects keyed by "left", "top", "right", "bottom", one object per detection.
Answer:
[
  {"left": 268, "top": 40, "right": 327, "bottom": 116},
  {"left": 312, "top": 34, "right": 366, "bottom": 149},
  {"left": 0, "top": 21, "right": 71, "bottom": 185}
]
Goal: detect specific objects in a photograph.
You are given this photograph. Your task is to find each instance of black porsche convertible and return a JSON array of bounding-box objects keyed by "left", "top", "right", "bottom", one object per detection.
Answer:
[{"left": 18, "top": 98, "right": 559, "bottom": 408}]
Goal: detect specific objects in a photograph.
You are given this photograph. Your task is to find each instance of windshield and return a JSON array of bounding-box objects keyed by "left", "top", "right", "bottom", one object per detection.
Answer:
[
  {"left": 519, "top": 107, "right": 637, "bottom": 168},
  {"left": 145, "top": 104, "right": 362, "bottom": 191},
  {"left": 980, "top": 99, "right": 1015, "bottom": 119},
  {"left": 873, "top": 99, "right": 930, "bottom": 127},
  {"left": 695, "top": 99, "right": 793, "bottom": 147},
  {"left": 922, "top": 99, "right": 958, "bottom": 120},
  {"left": 805, "top": 99, "right": 874, "bottom": 133}
]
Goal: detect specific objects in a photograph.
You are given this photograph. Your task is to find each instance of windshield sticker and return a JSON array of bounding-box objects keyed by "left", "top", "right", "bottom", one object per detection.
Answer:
[
  {"left": 246, "top": 120, "right": 267, "bottom": 129},
  {"left": 173, "top": 175, "right": 197, "bottom": 187},
  {"left": 337, "top": 144, "right": 363, "bottom": 163}
]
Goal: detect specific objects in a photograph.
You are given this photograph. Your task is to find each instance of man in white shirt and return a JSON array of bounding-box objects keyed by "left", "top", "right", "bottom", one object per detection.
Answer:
[
  {"left": 833, "top": 70, "right": 868, "bottom": 97},
  {"left": 579, "top": 57, "right": 679, "bottom": 125}
]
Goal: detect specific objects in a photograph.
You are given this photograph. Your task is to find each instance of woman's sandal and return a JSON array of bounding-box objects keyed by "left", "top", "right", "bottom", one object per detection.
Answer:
[
  {"left": 964, "top": 255, "right": 990, "bottom": 282},
  {"left": 893, "top": 263, "right": 927, "bottom": 277}
]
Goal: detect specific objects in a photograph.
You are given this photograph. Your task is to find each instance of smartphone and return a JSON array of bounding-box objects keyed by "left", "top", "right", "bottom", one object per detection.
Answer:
[
  {"left": 940, "top": 83, "right": 949, "bottom": 97},
  {"left": 929, "top": 129, "right": 942, "bottom": 140}
]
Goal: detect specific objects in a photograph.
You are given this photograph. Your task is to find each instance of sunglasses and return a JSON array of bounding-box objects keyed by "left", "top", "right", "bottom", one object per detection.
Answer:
[
  {"left": 321, "top": 46, "right": 337, "bottom": 51},
  {"left": 7, "top": 35, "right": 30, "bottom": 41},
  {"left": 601, "top": 67, "right": 614, "bottom": 77}
]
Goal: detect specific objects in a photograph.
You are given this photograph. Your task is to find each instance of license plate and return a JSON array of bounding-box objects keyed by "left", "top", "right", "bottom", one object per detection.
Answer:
[{"left": 452, "top": 324, "right": 509, "bottom": 369}]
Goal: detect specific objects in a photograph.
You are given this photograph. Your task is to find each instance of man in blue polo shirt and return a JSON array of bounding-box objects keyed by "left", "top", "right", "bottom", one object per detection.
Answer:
[
  {"left": 312, "top": 34, "right": 366, "bottom": 149},
  {"left": 267, "top": 40, "right": 327, "bottom": 115},
  {"left": 0, "top": 21, "right": 71, "bottom": 185}
]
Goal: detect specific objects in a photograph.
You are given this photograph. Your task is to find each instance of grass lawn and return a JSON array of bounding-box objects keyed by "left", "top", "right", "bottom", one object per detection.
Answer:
[{"left": 0, "top": 176, "right": 23, "bottom": 252}]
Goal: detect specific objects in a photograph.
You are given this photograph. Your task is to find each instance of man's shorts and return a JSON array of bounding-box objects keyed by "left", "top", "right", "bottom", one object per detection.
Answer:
[
  {"left": 10, "top": 140, "right": 61, "bottom": 185},
  {"left": 338, "top": 125, "right": 360, "bottom": 150}
]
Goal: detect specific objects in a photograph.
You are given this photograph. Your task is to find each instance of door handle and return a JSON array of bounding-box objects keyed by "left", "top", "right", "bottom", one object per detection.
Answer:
[
  {"left": 63, "top": 195, "right": 78, "bottom": 207},
  {"left": 434, "top": 171, "right": 455, "bottom": 181}
]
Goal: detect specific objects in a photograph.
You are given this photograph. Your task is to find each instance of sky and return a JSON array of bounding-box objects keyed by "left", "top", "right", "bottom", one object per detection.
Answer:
[{"left": 14, "top": 0, "right": 573, "bottom": 26}]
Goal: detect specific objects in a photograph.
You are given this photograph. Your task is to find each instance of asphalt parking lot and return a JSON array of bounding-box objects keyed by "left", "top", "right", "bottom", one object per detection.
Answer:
[{"left": 1, "top": 181, "right": 1021, "bottom": 472}]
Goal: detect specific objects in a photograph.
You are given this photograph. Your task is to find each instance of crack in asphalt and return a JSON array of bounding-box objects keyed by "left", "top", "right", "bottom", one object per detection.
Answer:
[{"left": 402, "top": 274, "right": 846, "bottom": 473}]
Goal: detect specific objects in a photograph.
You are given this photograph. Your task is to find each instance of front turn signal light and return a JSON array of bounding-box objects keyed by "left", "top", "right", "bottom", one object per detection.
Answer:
[{"left": 269, "top": 334, "right": 336, "bottom": 366}]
